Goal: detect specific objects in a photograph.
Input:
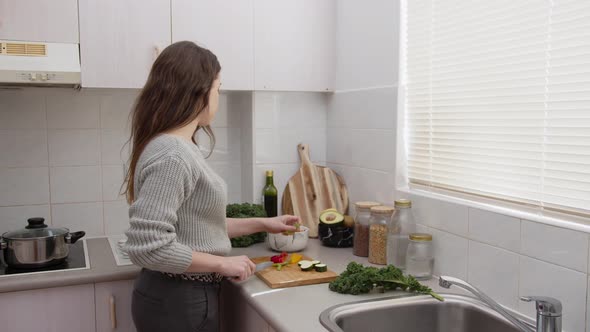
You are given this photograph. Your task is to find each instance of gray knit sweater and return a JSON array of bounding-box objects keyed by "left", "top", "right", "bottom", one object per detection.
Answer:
[{"left": 124, "top": 134, "right": 231, "bottom": 274}]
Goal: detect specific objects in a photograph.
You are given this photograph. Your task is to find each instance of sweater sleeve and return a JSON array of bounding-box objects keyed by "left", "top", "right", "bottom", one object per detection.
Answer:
[{"left": 125, "top": 155, "right": 196, "bottom": 274}]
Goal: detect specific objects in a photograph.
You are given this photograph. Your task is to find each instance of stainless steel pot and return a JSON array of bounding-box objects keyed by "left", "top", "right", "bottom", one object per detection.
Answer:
[{"left": 0, "top": 218, "right": 85, "bottom": 269}]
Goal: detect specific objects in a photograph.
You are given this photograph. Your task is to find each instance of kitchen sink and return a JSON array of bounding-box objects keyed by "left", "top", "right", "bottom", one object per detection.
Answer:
[{"left": 320, "top": 293, "right": 533, "bottom": 332}]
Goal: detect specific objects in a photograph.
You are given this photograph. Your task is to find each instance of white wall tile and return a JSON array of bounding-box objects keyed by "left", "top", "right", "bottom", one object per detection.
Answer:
[
  {"left": 0, "top": 167, "right": 49, "bottom": 206},
  {"left": 431, "top": 229, "right": 469, "bottom": 279},
  {"left": 0, "top": 130, "right": 48, "bottom": 167},
  {"left": 255, "top": 128, "right": 326, "bottom": 164},
  {"left": 468, "top": 208, "right": 521, "bottom": 252},
  {"left": 99, "top": 90, "right": 137, "bottom": 129},
  {"left": 104, "top": 201, "right": 130, "bottom": 235},
  {"left": 411, "top": 194, "right": 469, "bottom": 236},
  {"left": 102, "top": 165, "right": 126, "bottom": 201},
  {"left": 328, "top": 87, "right": 397, "bottom": 129},
  {"left": 327, "top": 127, "right": 353, "bottom": 165},
  {"left": 587, "top": 276, "right": 590, "bottom": 332},
  {"left": 46, "top": 91, "right": 100, "bottom": 129},
  {"left": 48, "top": 129, "right": 100, "bottom": 166},
  {"left": 521, "top": 220, "right": 588, "bottom": 272},
  {"left": 351, "top": 129, "right": 395, "bottom": 171},
  {"left": 51, "top": 202, "right": 104, "bottom": 236},
  {"left": 0, "top": 90, "right": 46, "bottom": 129},
  {"left": 335, "top": 0, "right": 399, "bottom": 90},
  {"left": 50, "top": 166, "right": 101, "bottom": 203},
  {"left": 101, "top": 129, "right": 131, "bottom": 165},
  {"left": 0, "top": 205, "right": 51, "bottom": 234},
  {"left": 468, "top": 241, "right": 520, "bottom": 310},
  {"left": 519, "top": 256, "right": 587, "bottom": 332},
  {"left": 254, "top": 92, "right": 328, "bottom": 129}
]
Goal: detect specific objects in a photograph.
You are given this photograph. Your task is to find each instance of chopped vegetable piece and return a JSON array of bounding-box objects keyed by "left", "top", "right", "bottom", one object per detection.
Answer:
[
  {"left": 311, "top": 260, "right": 321, "bottom": 266},
  {"left": 300, "top": 262, "right": 314, "bottom": 271},
  {"left": 290, "top": 253, "right": 303, "bottom": 264},
  {"left": 314, "top": 264, "right": 328, "bottom": 272},
  {"left": 298, "top": 260, "right": 312, "bottom": 267}
]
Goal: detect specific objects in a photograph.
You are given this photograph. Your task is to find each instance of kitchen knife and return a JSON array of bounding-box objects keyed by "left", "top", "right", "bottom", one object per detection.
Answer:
[{"left": 255, "top": 261, "right": 273, "bottom": 272}]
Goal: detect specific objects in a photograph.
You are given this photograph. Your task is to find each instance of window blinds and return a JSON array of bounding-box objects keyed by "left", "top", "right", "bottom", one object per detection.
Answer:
[{"left": 404, "top": 0, "right": 590, "bottom": 215}]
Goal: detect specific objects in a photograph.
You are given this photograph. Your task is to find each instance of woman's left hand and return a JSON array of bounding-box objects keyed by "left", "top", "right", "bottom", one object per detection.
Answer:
[{"left": 264, "top": 215, "right": 300, "bottom": 234}]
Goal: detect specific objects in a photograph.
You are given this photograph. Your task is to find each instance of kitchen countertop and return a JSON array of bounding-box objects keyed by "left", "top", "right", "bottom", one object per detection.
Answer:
[
  {"left": 0, "top": 238, "right": 140, "bottom": 293},
  {"left": 230, "top": 240, "right": 460, "bottom": 332},
  {"left": 0, "top": 237, "right": 461, "bottom": 332}
]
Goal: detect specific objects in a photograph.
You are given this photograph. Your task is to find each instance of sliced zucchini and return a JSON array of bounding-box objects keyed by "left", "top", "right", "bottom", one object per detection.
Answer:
[
  {"left": 298, "top": 260, "right": 312, "bottom": 267},
  {"left": 311, "top": 260, "right": 321, "bottom": 266},
  {"left": 314, "top": 264, "right": 328, "bottom": 272},
  {"left": 300, "top": 261, "right": 314, "bottom": 271}
]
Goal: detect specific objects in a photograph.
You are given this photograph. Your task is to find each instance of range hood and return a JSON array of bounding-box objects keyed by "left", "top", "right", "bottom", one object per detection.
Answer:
[{"left": 0, "top": 40, "right": 81, "bottom": 87}]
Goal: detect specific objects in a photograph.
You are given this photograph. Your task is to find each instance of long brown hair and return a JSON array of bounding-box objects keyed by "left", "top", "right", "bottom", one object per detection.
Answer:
[{"left": 123, "top": 41, "right": 221, "bottom": 203}]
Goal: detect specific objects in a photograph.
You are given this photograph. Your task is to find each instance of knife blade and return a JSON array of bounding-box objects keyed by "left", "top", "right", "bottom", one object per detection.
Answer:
[{"left": 255, "top": 261, "right": 273, "bottom": 272}]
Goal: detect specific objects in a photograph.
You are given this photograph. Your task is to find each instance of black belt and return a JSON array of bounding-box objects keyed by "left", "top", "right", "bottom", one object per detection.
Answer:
[{"left": 162, "top": 272, "right": 224, "bottom": 283}]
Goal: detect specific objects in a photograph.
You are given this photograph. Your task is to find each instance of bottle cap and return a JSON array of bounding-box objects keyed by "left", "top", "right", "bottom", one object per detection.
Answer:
[
  {"left": 370, "top": 205, "right": 395, "bottom": 214},
  {"left": 394, "top": 199, "right": 412, "bottom": 208},
  {"left": 266, "top": 170, "right": 273, "bottom": 176},
  {"left": 409, "top": 233, "right": 432, "bottom": 241},
  {"left": 355, "top": 201, "right": 381, "bottom": 209}
]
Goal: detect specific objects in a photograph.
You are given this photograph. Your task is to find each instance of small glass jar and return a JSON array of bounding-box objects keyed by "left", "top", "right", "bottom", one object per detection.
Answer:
[
  {"left": 386, "top": 199, "right": 416, "bottom": 269},
  {"left": 353, "top": 201, "right": 381, "bottom": 257},
  {"left": 405, "top": 233, "right": 434, "bottom": 280},
  {"left": 368, "top": 205, "right": 394, "bottom": 265}
]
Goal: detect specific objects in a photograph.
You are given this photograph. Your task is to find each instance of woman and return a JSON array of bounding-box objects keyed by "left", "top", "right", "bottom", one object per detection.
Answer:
[{"left": 123, "top": 41, "right": 299, "bottom": 332}]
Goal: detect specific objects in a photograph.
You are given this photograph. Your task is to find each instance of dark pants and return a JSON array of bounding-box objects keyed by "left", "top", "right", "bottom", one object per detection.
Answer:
[{"left": 132, "top": 269, "right": 220, "bottom": 332}]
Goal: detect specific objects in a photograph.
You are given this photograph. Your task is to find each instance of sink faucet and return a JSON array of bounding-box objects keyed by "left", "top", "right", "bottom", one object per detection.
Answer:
[{"left": 439, "top": 276, "right": 562, "bottom": 332}]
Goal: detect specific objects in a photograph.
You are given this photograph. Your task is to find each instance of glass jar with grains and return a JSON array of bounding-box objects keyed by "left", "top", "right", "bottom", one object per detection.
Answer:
[
  {"left": 368, "top": 205, "right": 395, "bottom": 265},
  {"left": 353, "top": 201, "right": 381, "bottom": 257}
]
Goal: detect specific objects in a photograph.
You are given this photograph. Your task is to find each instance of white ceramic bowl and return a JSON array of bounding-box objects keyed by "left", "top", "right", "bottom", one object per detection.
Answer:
[{"left": 267, "top": 226, "right": 309, "bottom": 252}]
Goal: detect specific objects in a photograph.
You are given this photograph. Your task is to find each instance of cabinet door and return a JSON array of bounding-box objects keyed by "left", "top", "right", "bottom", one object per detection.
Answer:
[
  {"left": 0, "top": 284, "right": 95, "bottom": 332},
  {"left": 95, "top": 280, "right": 136, "bottom": 332},
  {"left": 79, "top": 0, "right": 171, "bottom": 88},
  {"left": 172, "top": 0, "right": 254, "bottom": 91},
  {"left": 254, "top": 0, "right": 336, "bottom": 91},
  {"left": 0, "top": 0, "right": 78, "bottom": 43}
]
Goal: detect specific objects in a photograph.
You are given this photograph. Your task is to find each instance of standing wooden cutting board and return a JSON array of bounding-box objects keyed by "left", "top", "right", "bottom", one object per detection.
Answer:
[
  {"left": 251, "top": 256, "right": 338, "bottom": 289},
  {"left": 282, "top": 144, "right": 349, "bottom": 238}
]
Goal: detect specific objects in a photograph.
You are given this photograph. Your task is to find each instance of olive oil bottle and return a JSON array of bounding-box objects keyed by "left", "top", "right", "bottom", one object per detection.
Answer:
[{"left": 263, "top": 170, "right": 278, "bottom": 217}]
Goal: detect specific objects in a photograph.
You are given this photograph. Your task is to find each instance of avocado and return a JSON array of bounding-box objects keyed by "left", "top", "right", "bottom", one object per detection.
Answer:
[{"left": 319, "top": 209, "right": 345, "bottom": 226}]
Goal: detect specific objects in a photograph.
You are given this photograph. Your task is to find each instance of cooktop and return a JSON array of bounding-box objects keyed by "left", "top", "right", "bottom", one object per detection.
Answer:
[{"left": 0, "top": 240, "right": 89, "bottom": 277}]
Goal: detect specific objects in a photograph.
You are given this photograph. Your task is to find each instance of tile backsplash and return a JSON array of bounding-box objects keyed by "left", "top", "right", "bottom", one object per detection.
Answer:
[
  {"left": 252, "top": 91, "right": 328, "bottom": 212},
  {"left": 0, "top": 88, "right": 247, "bottom": 237},
  {"left": 407, "top": 193, "right": 590, "bottom": 332}
]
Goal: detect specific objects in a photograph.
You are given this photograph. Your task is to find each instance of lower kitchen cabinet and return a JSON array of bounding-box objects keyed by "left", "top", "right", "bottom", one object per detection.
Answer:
[
  {"left": 95, "top": 280, "right": 136, "bottom": 332},
  {"left": 220, "top": 281, "right": 276, "bottom": 332},
  {"left": 0, "top": 284, "right": 96, "bottom": 332}
]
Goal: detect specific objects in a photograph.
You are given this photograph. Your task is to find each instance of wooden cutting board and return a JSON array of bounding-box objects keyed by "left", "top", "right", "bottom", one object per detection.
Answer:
[
  {"left": 252, "top": 256, "right": 338, "bottom": 289},
  {"left": 282, "top": 144, "right": 349, "bottom": 238}
]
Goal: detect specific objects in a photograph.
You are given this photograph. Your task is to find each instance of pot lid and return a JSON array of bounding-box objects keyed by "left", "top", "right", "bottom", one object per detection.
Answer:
[{"left": 2, "top": 218, "right": 69, "bottom": 240}]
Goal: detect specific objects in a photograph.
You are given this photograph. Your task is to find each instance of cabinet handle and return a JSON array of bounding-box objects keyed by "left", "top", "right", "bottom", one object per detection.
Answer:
[{"left": 109, "top": 295, "right": 117, "bottom": 330}]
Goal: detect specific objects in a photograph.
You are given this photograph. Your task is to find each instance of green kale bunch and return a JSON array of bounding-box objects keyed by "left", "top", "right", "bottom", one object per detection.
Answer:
[
  {"left": 329, "top": 262, "right": 443, "bottom": 301},
  {"left": 227, "top": 203, "right": 268, "bottom": 247}
]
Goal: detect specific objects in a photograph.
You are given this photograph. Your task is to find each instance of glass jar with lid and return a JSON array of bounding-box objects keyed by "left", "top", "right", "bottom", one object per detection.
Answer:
[
  {"left": 386, "top": 199, "right": 416, "bottom": 269},
  {"left": 368, "top": 205, "right": 394, "bottom": 265},
  {"left": 353, "top": 201, "right": 381, "bottom": 257},
  {"left": 405, "top": 233, "right": 434, "bottom": 280}
]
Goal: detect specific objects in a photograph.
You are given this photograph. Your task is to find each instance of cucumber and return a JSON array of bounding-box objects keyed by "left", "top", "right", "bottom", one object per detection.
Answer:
[
  {"left": 300, "top": 261, "right": 314, "bottom": 271},
  {"left": 314, "top": 264, "right": 327, "bottom": 272},
  {"left": 311, "top": 260, "right": 321, "bottom": 266},
  {"left": 298, "top": 260, "right": 312, "bottom": 267}
]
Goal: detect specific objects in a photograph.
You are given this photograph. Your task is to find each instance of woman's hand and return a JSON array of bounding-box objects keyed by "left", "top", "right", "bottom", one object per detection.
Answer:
[
  {"left": 264, "top": 215, "right": 300, "bottom": 234},
  {"left": 216, "top": 255, "right": 256, "bottom": 282}
]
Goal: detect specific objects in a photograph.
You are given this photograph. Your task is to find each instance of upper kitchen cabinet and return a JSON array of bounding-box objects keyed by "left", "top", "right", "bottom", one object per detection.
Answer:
[
  {"left": 0, "top": 0, "right": 79, "bottom": 43},
  {"left": 172, "top": 0, "right": 254, "bottom": 91},
  {"left": 254, "top": 0, "right": 336, "bottom": 92},
  {"left": 78, "top": 0, "right": 171, "bottom": 88}
]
